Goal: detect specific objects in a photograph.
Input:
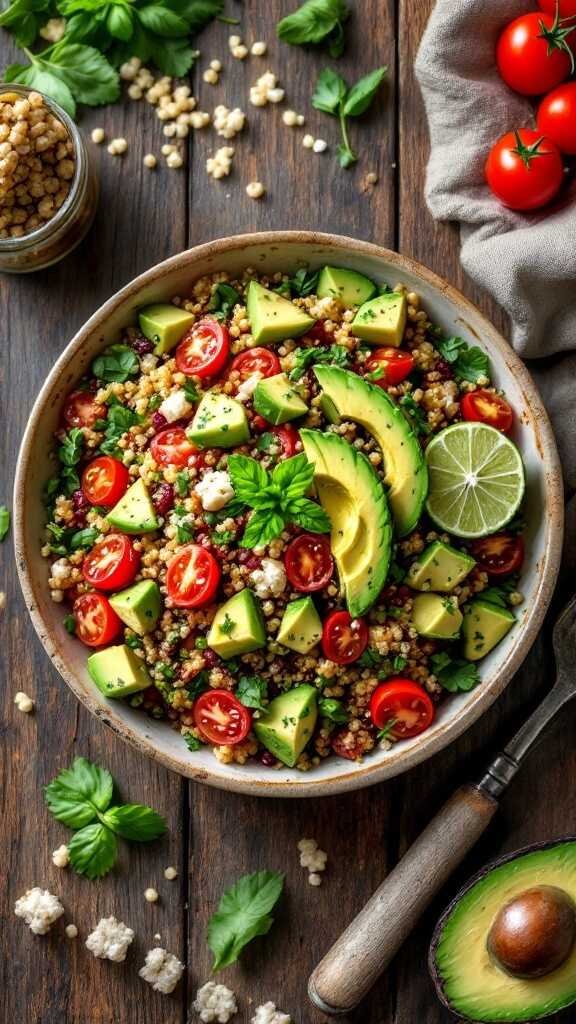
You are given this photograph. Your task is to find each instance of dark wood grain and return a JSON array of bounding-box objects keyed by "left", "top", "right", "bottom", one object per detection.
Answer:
[{"left": 1, "top": 2, "right": 572, "bottom": 1023}]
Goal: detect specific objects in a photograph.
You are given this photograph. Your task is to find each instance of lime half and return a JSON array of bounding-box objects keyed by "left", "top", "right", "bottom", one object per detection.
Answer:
[{"left": 425, "top": 422, "right": 525, "bottom": 539}]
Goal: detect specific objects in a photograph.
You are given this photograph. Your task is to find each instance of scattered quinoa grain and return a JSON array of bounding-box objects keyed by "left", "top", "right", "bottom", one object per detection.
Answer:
[
  {"left": 246, "top": 181, "right": 265, "bottom": 199},
  {"left": 143, "top": 153, "right": 157, "bottom": 169},
  {"left": 65, "top": 923, "right": 78, "bottom": 938},
  {"left": 52, "top": 844, "right": 70, "bottom": 868},
  {"left": 166, "top": 152, "right": 183, "bottom": 169},
  {"left": 14, "top": 691, "right": 34, "bottom": 713},
  {"left": 251, "top": 41, "right": 267, "bottom": 56},
  {"left": 164, "top": 865, "right": 178, "bottom": 880},
  {"left": 107, "top": 138, "right": 128, "bottom": 156},
  {"left": 91, "top": 128, "right": 105, "bottom": 144},
  {"left": 312, "top": 138, "right": 328, "bottom": 153},
  {"left": 144, "top": 887, "right": 159, "bottom": 903},
  {"left": 302, "top": 134, "right": 315, "bottom": 149}
]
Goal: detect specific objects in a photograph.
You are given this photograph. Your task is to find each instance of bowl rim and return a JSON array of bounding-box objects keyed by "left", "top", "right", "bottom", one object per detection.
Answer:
[{"left": 14, "top": 230, "right": 564, "bottom": 797}]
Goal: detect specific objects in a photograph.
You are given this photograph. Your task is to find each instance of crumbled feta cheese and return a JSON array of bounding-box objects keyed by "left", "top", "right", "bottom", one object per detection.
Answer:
[
  {"left": 313, "top": 139, "right": 328, "bottom": 153},
  {"left": 14, "top": 691, "right": 34, "bottom": 712},
  {"left": 164, "top": 865, "right": 178, "bottom": 880},
  {"left": 236, "top": 371, "right": 262, "bottom": 401},
  {"left": 246, "top": 181, "right": 265, "bottom": 200},
  {"left": 250, "top": 558, "right": 287, "bottom": 598},
  {"left": 251, "top": 1003, "right": 291, "bottom": 1024},
  {"left": 65, "top": 923, "right": 78, "bottom": 938},
  {"left": 52, "top": 844, "right": 70, "bottom": 868},
  {"left": 213, "top": 105, "right": 246, "bottom": 140},
  {"left": 207, "top": 146, "right": 235, "bottom": 179},
  {"left": 144, "top": 887, "right": 159, "bottom": 903},
  {"left": 195, "top": 470, "right": 234, "bottom": 512},
  {"left": 158, "top": 390, "right": 192, "bottom": 424},
  {"left": 251, "top": 41, "right": 267, "bottom": 56},
  {"left": 86, "top": 916, "right": 134, "bottom": 962},
  {"left": 15, "top": 887, "right": 64, "bottom": 935},
  {"left": 139, "top": 947, "right": 184, "bottom": 994},
  {"left": 193, "top": 981, "right": 238, "bottom": 1022}
]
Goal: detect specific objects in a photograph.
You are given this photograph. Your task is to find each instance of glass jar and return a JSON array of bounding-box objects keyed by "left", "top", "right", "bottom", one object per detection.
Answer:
[{"left": 0, "top": 84, "right": 99, "bottom": 273}]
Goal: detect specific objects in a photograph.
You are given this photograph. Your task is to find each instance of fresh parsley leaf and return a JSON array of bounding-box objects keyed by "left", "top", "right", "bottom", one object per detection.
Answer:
[
  {"left": 431, "top": 654, "right": 481, "bottom": 693},
  {"left": 288, "top": 344, "right": 349, "bottom": 382},
  {"left": 208, "top": 870, "right": 285, "bottom": 972},
  {"left": 92, "top": 344, "right": 139, "bottom": 383},
  {"left": 5, "top": 41, "right": 120, "bottom": 117},
  {"left": 99, "top": 401, "right": 140, "bottom": 456},
  {"left": 208, "top": 282, "right": 241, "bottom": 320},
  {"left": 288, "top": 268, "right": 320, "bottom": 297},
  {"left": 236, "top": 676, "right": 268, "bottom": 712},
  {"left": 399, "top": 394, "right": 431, "bottom": 436},
  {"left": 4, "top": 60, "right": 76, "bottom": 117},
  {"left": 0, "top": 505, "right": 9, "bottom": 542},
  {"left": 357, "top": 648, "right": 382, "bottom": 669},
  {"left": 175, "top": 470, "right": 190, "bottom": 497},
  {"left": 219, "top": 613, "right": 236, "bottom": 636},
  {"left": 70, "top": 526, "right": 98, "bottom": 550},
  {"left": 277, "top": 0, "right": 350, "bottom": 57},
  {"left": 434, "top": 335, "right": 465, "bottom": 364},
  {"left": 392, "top": 655, "right": 407, "bottom": 671},
  {"left": 44, "top": 756, "right": 114, "bottom": 828},
  {"left": 68, "top": 822, "right": 118, "bottom": 880},
  {"left": 59, "top": 427, "right": 84, "bottom": 467},
  {"left": 182, "top": 378, "right": 199, "bottom": 403},
  {"left": 257, "top": 432, "right": 276, "bottom": 452},
  {"left": 185, "top": 671, "right": 210, "bottom": 700},
  {"left": 319, "top": 698, "right": 348, "bottom": 723},
  {"left": 184, "top": 732, "right": 202, "bottom": 751},
  {"left": 101, "top": 803, "right": 167, "bottom": 841},
  {"left": 435, "top": 335, "right": 491, "bottom": 383}
]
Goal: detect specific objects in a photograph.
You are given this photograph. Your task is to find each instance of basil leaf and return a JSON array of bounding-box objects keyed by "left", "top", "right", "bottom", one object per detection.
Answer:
[
  {"left": 144, "top": 34, "right": 198, "bottom": 76},
  {"left": 68, "top": 822, "right": 118, "bottom": 879},
  {"left": 319, "top": 698, "right": 348, "bottom": 723},
  {"left": 70, "top": 527, "right": 98, "bottom": 550},
  {"left": 0, "top": 0, "right": 52, "bottom": 47},
  {"left": 44, "top": 757, "right": 113, "bottom": 828},
  {"left": 107, "top": 4, "right": 134, "bottom": 41},
  {"left": 0, "top": 506, "right": 10, "bottom": 542},
  {"left": 208, "top": 870, "right": 284, "bottom": 972},
  {"left": 101, "top": 803, "right": 167, "bottom": 841},
  {"left": 277, "top": 0, "right": 350, "bottom": 53},
  {"left": 273, "top": 452, "right": 314, "bottom": 499},
  {"left": 92, "top": 344, "right": 139, "bottom": 383},
  {"left": 240, "top": 509, "right": 284, "bottom": 548},
  {"left": 312, "top": 67, "right": 347, "bottom": 114},
  {"left": 228, "top": 454, "right": 269, "bottom": 502},
  {"left": 166, "top": 0, "right": 224, "bottom": 33},
  {"left": 342, "top": 66, "right": 387, "bottom": 118},
  {"left": 236, "top": 676, "right": 268, "bottom": 713},
  {"left": 287, "top": 496, "right": 331, "bottom": 533},
  {"left": 4, "top": 61, "right": 76, "bottom": 117},
  {"left": 137, "top": 4, "right": 189, "bottom": 36}
]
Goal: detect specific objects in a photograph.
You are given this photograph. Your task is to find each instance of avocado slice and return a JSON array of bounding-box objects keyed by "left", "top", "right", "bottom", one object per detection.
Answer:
[
  {"left": 253, "top": 373, "right": 309, "bottom": 425},
  {"left": 462, "top": 599, "right": 515, "bottom": 661},
  {"left": 254, "top": 684, "right": 318, "bottom": 767},
  {"left": 187, "top": 392, "right": 250, "bottom": 449},
  {"left": 407, "top": 540, "right": 476, "bottom": 593},
  {"left": 87, "top": 644, "right": 152, "bottom": 698},
  {"left": 107, "top": 478, "right": 159, "bottom": 534},
  {"left": 109, "top": 580, "right": 161, "bottom": 635},
  {"left": 317, "top": 266, "right": 377, "bottom": 307},
  {"left": 351, "top": 292, "right": 407, "bottom": 346},
  {"left": 300, "top": 429, "right": 392, "bottom": 617},
  {"left": 138, "top": 303, "right": 195, "bottom": 355},
  {"left": 313, "top": 366, "right": 428, "bottom": 537},
  {"left": 277, "top": 597, "right": 322, "bottom": 654},
  {"left": 207, "top": 589, "right": 266, "bottom": 659},
  {"left": 246, "top": 280, "right": 316, "bottom": 346},
  {"left": 430, "top": 839, "right": 576, "bottom": 1023},
  {"left": 412, "top": 593, "right": 463, "bottom": 640}
]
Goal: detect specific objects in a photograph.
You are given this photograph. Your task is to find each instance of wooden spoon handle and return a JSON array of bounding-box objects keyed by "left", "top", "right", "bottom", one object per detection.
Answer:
[{"left": 308, "top": 784, "right": 498, "bottom": 1016}]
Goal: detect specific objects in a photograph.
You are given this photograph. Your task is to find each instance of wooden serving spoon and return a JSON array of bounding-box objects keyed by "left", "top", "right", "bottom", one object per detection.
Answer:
[{"left": 308, "top": 594, "right": 576, "bottom": 1016}]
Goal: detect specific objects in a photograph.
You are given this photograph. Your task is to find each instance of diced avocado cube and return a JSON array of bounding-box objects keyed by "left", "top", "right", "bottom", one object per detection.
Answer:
[
  {"left": 351, "top": 292, "right": 407, "bottom": 346},
  {"left": 246, "top": 280, "right": 316, "bottom": 346},
  {"left": 107, "top": 478, "right": 159, "bottom": 534},
  {"left": 187, "top": 393, "right": 250, "bottom": 449},
  {"left": 88, "top": 644, "right": 152, "bottom": 698},
  {"left": 207, "top": 589, "right": 266, "bottom": 659},
  {"left": 412, "top": 593, "right": 463, "bottom": 640},
  {"left": 407, "top": 541, "right": 476, "bottom": 593},
  {"left": 317, "top": 266, "right": 377, "bottom": 307},
  {"left": 253, "top": 373, "right": 309, "bottom": 425},
  {"left": 109, "top": 580, "right": 161, "bottom": 635},
  {"left": 254, "top": 684, "right": 318, "bottom": 767},
  {"left": 277, "top": 597, "right": 322, "bottom": 654},
  {"left": 462, "top": 599, "right": 515, "bottom": 661},
  {"left": 138, "top": 303, "right": 195, "bottom": 355}
]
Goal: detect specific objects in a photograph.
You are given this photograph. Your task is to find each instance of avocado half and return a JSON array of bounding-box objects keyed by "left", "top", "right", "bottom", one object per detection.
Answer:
[{"left": 429, "top": 838, "right": 576, "bottom": 1023}]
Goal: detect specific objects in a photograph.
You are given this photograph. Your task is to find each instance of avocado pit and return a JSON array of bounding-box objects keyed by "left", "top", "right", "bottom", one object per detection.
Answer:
[{"left": 487, "top": 885, "right": 576, "bottom": 979}]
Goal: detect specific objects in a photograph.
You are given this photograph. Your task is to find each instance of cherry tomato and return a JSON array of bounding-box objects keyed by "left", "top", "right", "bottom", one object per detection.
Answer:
[
  {"left": 460, "top": 390, "right": 514, "bottom": 434},
  {"left": 63, "top": 390, "right": 106, "bottom": 429},
  {"left": 496, "top": 13, "right": 575, "bottom": 96},
  {"left": 321, "top": 611, "right": 369, "bottom": 665},
  {"left": 370, "top": 678, "right": 435, "bottom": 739},
  {"left": 231, "top": 348, "right": 281, "bottom": 379},
  {"left": 470, "top": 534, "right": 525, "bottom": 576},
  {"left": 81, "top": 456, "right": 130, "bottom": 507},
  {"left": 73, "top": 592, "right": 123, "bottom": 647},
  {"left": 175, "top": 319, "right": 230, "bottom": 379},
  {"left": 150, "top": 427, "right": 197, "bottom": 468},
  {"left": 82, "top": 534, "right": 140, "bottom": 591},
  {"left": 284, "top": 534, "right": 334, "bottom": 592},
  {"left": 366, "top": 348, "right": 415, "bottom": 387},
  {"left": 166, "top": 544, "right": 221, "bottom": 608},
  {"left": 193, "top": 689, "right": 252, "bottom": 745},
  {"left": 485, "top": 130, "right": 564, "bottom": 212},
  {"left": 538, "top": 0, "right": 576, "bottom": 17},
  {"left": 537, "top": 82, "right": 576, "bottom": 156},
  {"left": 272, "top": 424, "right": 300, "bottom": 458}
]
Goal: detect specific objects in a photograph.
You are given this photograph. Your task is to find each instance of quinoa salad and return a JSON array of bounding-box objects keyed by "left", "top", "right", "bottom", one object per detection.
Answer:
[{"left": 42, "top": 264, "right": 527, "bottom": 772}]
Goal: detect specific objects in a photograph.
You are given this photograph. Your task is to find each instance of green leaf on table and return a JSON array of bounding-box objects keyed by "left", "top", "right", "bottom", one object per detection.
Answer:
[
  {"left": 106, "top": 4, "right": 134, "bottom": 41},
  {"left": 92, "top": 344, "right": 139, "bottom": 383},
  {"left": 312, "top": 67, "right": 347, "bottom": 114},
  {"left": 137, "top": 4, "right": 189, "bottom": 37},
  {"left": 0, "top": 505, "right": 10, "bottom": 542},
  {"left": 342, "top": 66, "right": 387, "bottom": 117},
  {"left": 208, "top": 869, "right": 285, "bottom": 972},
  {"left": 0, "top": 0, "right": 55, "bottom": 48},
  {"left": 68, "top": 822, "right": 118, "bottom": 879},
  {"left": 44, "top": 756, "right": 113, "bottom": 828},
  {"left": 102, "top": 803, "right": 167, "bottom": 841},
  {"left": 236, "top": 675, "right": 268, "bottom": 713},
  {"left": 277, "top": 0, "right": 350, "bottom": 57},
  {"left": 5, "top": 61, "right": 76, "bottom": 117},
  {"left": 166, "top": 0, "right": 224, "bottom": 33}
]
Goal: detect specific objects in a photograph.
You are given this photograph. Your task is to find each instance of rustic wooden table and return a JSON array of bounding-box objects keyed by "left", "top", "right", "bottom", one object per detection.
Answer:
[{"left": 2, "top": 3, "right": 574, "bottom": 1022}]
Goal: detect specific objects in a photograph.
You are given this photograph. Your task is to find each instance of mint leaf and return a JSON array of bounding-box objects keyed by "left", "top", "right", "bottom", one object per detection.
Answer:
[
  {"left": 68, "top": 823, "right": 118, "bottom": 879},
  {"left": 0, "top": 505, "right": 10, "bottom": 542},
  {"left": 44, "top": 756, "right": 113, "bottom": 828},
  {"left": 228, "top": 454, "right": 269, "bottom": 502},
  {"left": 277, "top": 0, "right": 350, "bottom": 56},
  {"left": 273, "top": 452, "right": 314, "bottom": 499},
  {"left": 240, "top": 509, "right": 284, "bottom": 548},
  {"left": 102, "top": 803, "right": 167, "bottom": 841},
  {"left": 287, "top": 496, "right": 331, "bottom": 533},
  {"left": 342, "top": 66, "right": 387, "bottom": 117},
  {"left": 92, "top": 344, "right": 139, "bottom": 383},
  {"left": 236, "top": 676, "right": 268, "bottom": 712},
  {"left": 208, "top": 870, "right": 285, "bottom": 972}
]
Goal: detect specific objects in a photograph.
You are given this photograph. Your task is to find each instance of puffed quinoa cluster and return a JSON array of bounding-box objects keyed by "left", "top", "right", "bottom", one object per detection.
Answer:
[
  {"left": 249, "top": 71, "right": 285, "bottom": 107},
  {"left": 298, "top": 838, "right": 328, "bottom": 886},
  {"left": 213, "top": 105, "right": 246, "bottom": 140},
  {"left": 14, "top": 690, "right": 34, "bottom": 712},
  {"left": 52, "top": 844, "right": 70, "bottom": 868},
  {"left": 207, "top": 146, "right": 235, "bottom": 179},
  {"left": 251, "top": 1003, "right": 291, "bottom": 1024},
  {"left": 0, "top": 90, "right": 75, "bottom": 239},
  {"left": 282, "top": 109, "right": 305, "bottom": 127},
  {"left": 193, "top": 980, "right": 238, "bottom": 1022},
  {"left": 85, "top": 916, "right": 134, "bottom": 961},
  {"left": 14, "top": 887, "right": 64, "bottom": 934},
  {"left": 139, "top": 947, "right": 184, "bottom": 994},
  {"left": 228, "top": 33, "right": 249, "bottom": 60}
]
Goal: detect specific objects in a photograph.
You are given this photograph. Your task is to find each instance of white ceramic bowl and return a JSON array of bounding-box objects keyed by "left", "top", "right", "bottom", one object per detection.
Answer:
[{"left": 14, "top": 232, "right": 564, "bottom": 797}]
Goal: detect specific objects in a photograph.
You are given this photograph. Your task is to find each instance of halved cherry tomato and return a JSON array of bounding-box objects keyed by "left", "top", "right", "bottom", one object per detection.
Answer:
[
  {"left": 285, "top": 534, "right": 334, "bottom": 592},
  {"left": 485, "top": 130, "right": 564, "bottom": 212},
  {"left": 470, "top": 534, "right": 524, "bottom": 576},
  {"left": 538, "top": 0, "right": 576, "bottom": 18},
  {"left": 63, "top": 390, "right": 106, "bottom": 429},
  {"left": 366, "top": 348, "right": 415, "bottom": 387},
  {"left": 537, "top": 82, "right": 576, "bottom": 156},
  {"left": 370, "top": 678, "right": 435, "bottom": 739},
  {"left": 82, "top": 534, "right": 140, "bottom": 591},
  {"left": 272, "top": 424, "right": 300, "bottom": 458},
  {"left": 460, "top": 390, "right": 514, "bottom": 434},
  {"left": 175, "top": 320, "right": 230, "bottom": 379},
  {"left": 321, "top": 611, "right": 368, "bottom": 665},
  {"left": 150, "top": 427, "right": 197, "bottom": 468},
  {"left": 81, "top": 456, "right": 130, "bottom": 507},
  {"left": 231, "top": 348, "right": 281, "bottom": 379},
  {"left": 496, "top": 13, "right": 575, "bottom": 97},
  {"left": 166, "top": 544, "right": 221, "bottom": 608},
  {"left": 193, "top": 689, "right": 252, "bottom": 745},
  {"left": 73, "top": 592, "right": 123, "bottom": 647}
]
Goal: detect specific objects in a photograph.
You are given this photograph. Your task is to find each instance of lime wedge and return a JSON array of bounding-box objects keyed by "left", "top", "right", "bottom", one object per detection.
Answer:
[{"left": 425, "top": 422, "right": 525, "bottom": 539}]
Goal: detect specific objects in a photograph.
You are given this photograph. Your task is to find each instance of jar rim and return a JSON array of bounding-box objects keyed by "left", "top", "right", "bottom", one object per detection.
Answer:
[{"left": 0, "top": 82, "right": 86, "bottom": 251}]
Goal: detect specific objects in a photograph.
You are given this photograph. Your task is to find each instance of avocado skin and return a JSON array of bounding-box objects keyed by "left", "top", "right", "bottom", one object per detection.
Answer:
[{"left": 429, "top": 837, "right": 576, "bottom": 1023}]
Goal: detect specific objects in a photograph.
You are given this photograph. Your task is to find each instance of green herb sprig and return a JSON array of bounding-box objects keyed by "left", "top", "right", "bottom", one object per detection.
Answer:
[
  {"left": 207, "top": 869, "right": 284, "bottom": 972},
  {"left": 98, "top": 396, "right": 141, "bottom": 456},
  {"left": 208, "top": 283, "right": 241, "bottom": 321},
  {"left": 288, "top": 343, "right": 350, "bottom": 382},
  {"left": 0, "top": 505, "right": 10, "bottom": 542},
  {"left": 236, "top": 675, "right": 268, "bottom": 712},
  {"left": 434, "top": 335, "right": 491, "bottom": 384},
  {"left": 277, "top": 0, "right": 350, "bottom": 58},
  {"left": 430, "top": 652, "right": 481, "bottom": 693},
  {"left": 312, "top": 65, "right": 387, "bottom": 167},
  {"left": 318, "top": 697, "right": 348, "bottom": 723}
]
